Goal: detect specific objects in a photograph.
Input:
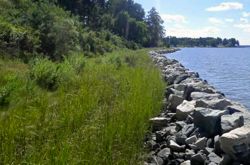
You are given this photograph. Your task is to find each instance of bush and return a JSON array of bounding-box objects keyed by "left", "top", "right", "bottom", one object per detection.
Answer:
[
  {"left": 0, "top": 75, "right": 20, "bottom": 106},
  {"left": 30, "top": 58, "right": 62, "bottom": 91},
  {"left": 0, "top": 16, "right": 40, "bottom": 59}
]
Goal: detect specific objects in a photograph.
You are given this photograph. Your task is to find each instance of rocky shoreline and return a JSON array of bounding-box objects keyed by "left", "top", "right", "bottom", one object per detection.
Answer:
[{"left": 144, "top": 50, "right": 250, "bottom": 165}]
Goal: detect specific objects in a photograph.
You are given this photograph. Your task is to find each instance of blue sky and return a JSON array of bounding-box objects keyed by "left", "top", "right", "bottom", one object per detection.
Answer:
[{"left": 134, "top": 0, "right": 250, "bottom": 45}]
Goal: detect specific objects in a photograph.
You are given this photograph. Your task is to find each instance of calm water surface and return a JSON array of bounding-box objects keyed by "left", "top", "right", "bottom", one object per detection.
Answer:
[{"left": 167, "top": 48, "right": 250, "bottom": 109}]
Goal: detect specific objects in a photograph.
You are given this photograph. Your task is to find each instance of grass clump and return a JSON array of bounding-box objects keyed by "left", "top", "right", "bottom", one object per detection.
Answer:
[{"left": 0, "top": 49, "right": 165, "bottom": 164}]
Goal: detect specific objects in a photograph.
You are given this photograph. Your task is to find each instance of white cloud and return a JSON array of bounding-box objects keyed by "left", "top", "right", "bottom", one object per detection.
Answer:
[
  {"left": 167, "top": 26, "right": 221, "bottom": 38},
  {"left": 206, "top": 2, "right": 243, "bottom": 12},
  {"left": 234, "top": 23, "right": 250, "bottom": 32},
  {"left": 225, "top": 18, "right": 234, "bottom": 23},
  {"left": 208, "top": 17, "right": 224, "bottom": 25},
  {"left": 161, "top": 14, "right": 187, "bottom": 24},
  {"left": 240, "top": 17, "right": 248, "bottom": 23},
  {"left": 242, "top": 12, "right": 250, "bottom": 17}
]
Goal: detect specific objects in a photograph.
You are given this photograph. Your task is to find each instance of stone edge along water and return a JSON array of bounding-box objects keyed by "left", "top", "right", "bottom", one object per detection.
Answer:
[{"left": 144, "top": 49, "right": 250, "bottom": 165}]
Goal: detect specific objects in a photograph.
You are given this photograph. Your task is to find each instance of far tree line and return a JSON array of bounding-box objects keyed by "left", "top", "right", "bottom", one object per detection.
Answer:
[{"left": 164, "top": 37, "right": 240, "bottom": 47}]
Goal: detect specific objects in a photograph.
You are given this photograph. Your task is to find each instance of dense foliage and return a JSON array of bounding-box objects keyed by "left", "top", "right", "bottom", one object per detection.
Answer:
[
  {"left": 0, "top": 50, "right": 164, "bottom": 164},
  {"left": 165, "top": 37, "right": 240, "bottom": 47},
  {"left": 0, "top": 0, "right": 165, "bottom": 60}
]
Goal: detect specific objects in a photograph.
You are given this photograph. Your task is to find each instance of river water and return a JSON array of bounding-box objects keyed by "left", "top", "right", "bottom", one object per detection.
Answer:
[{"left": 167, "top": 48, "right": 250, "bottom": 109}]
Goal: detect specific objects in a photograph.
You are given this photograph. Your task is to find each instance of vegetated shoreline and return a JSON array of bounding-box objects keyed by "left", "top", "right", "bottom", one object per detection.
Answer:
[
  {"left": 0, "top": 49, "right": 166, "bottom": 164},
  {"left": 144, "top": 49, "right": 250, "bottom": 165}
]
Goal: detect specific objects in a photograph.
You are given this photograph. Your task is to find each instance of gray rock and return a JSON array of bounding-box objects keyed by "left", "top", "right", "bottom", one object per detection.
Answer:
[
  {"left": 181, "top": 124, "right": 195, "bottom": 137},
  {"left": 175, "top": 133, "right": 187, "bottom": 145},
  {"left": 219, "top": 154, "right": 232, "bottom": 165},
  {"left": 176, "top": 100, "right": 196, "bottom": 121},
  {"left": 185, "top": 149, "right": 195, "bottom": 159},
  {"left": 150, "top": 117, "right": 169, "bottom": 130},
  {"left": 208, "top": 152, "right": 222, "bottom": 164},
  {"left": 174, "top": 84, "right": 187, "bottom": 92},
  {"left": 191, "top": 153, "right": 206, "bottom": 165},
  {"left": 206, "top": 138, "right": 213, "bottom": 148},
  {"left": 220, "top": 126, "right": 250, "bottom": 160},
  {"left": 195, "top": 137, "right": 207, "bottom": 150},
  {"left": 226, "top": 104, "right": 247, "bottom": 113},
  {"left": 180, "top": 160, "right": 191, "bottom": 165},
  {"left": 152, "top": 156, "right": 164, "bottom": 165},
  {"left": 193, "top": 108, "right": 229, "bottom": 137},
  {"left": 146, "top": 140, "right": 159, "bottom": 151},
  {"left": 208, "top": 163, "right": 217, "bottom": 165},
  {"left": 195, "top": 99, "right": 232, "bottom": 110},
  {"left": 174, "top": 74, "right": 189, "bottom": 84},
  {"left": 169, "top": 140, "right": 186, "bottom": 152},
  {"left": 221, "top": 113, "right": 244, "bottom": 134},
  {"left": 214, "top": 135, "right": 223, "bottom": 155},
  {"left": 185, "top": 135, "right": 197, "bottom": 145},
  {"left": 157, "top": 148, "right": 171, "bottom": 160},
  {"left": 168, "top": 94, "right": 184, "bottom": 110},
  {"left": 204, "top": 147, "right": 214, "bottom": 155},
  {"left": 175, "top": 121, "right": 186, "bottom": 132},
  {"left": 191, "top": 92, "right": 223, "bottom": 101}
]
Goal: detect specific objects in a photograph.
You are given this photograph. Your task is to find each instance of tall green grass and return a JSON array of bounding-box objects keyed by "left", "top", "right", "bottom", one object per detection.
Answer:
[{"left": 0, "top": 49, "right": 164, "bottom": 164}]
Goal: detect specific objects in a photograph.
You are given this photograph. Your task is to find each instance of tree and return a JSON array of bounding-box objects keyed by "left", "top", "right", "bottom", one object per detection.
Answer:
[{"left": 146, "top": 7, "right": 165, "bottom": 47}]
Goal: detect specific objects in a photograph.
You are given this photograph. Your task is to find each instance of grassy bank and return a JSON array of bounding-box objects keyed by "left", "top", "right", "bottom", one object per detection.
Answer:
[{"left": 0, "top": 49, "right": 165, "bottom": 164}]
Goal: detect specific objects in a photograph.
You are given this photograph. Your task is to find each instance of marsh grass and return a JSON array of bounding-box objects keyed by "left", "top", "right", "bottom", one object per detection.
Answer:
[{"left": 0, "top": 49, "right": 164, "bottom": 164}]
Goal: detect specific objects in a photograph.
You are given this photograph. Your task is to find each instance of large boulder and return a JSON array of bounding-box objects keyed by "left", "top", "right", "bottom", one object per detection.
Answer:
[
  {"left": 190, "top": 92, "right": 223, "bottom": 101},
  {"left": 195, "top": 99, "right": 232, "bottom": 110},
  {"left": 220, "top": 126, "right": 250, "bottom": 162},
  {"left": 193, "top": 108, "right": 229, "bottom": 137},
  {"left": 221, "top": 113, "right": 244, "bottom": 133},
  {"left": 176, "top": 100, "right": 196, "bottom": 121}
]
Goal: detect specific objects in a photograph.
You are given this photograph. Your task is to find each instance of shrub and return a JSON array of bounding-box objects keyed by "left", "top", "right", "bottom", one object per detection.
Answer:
[
  {"left": 0, "top": 75, "right": 20, "bottom": 106},
  {"left": 64, "top": 53, "right": 85, "bottom": 74},
  {"left": 0, "top": 16, "right": 40, "bottom": 59},
  {"left": 30, "top": 58, "right": 62, "bottom": 91}
]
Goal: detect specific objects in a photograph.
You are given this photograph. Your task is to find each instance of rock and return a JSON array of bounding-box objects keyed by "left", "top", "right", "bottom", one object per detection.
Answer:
[
  {"left": 221, "top": 113, "right": 244, "bottom": 134},
  {"left": 175, "top": 121, "right": 186, "bottom": 132},
  {"left": 220, "top": 154, "right": 232, "bottom": 165},
  {"left": 185, "top": 115, "right": 194, "bottom": 124},
  {"left": 208, "top": 153, "right": 222, "bottom": 164},
  {"left": 146, "top": 140, "right": 159, "bottom": 151},
  {"left": 195, "top": 137, "right": 207, "bottom": 150},
  {"left": 185, "top": 149, "right": 195, "bottom": 159},
  {"left": 190, "top": 92, "right": 223, "bottom": 101},
  {"left": 226, "top": 104, "right": 247, "bottom": 113},
  {"left": 195, "top": 99, "right": 232, "bottom": 110},
  {"left": 191, "top": 153, "right": 206, "bottom": 165},
  {"left": 208, "top": 163, "right": 217, "bottom": 165},
  {"left": 220, "top": 126, "right": 250, "bottom": 161},
  {"left": 185, "top": 135, "right": 197, "bottom": 145},
  {"left": 168, "top": 94, "right": 184, "bottom": 110},
  {"left": 174, "top": 74, "right": 189, "bottom": 84},
  {"left": 157, "top": 148, "right": 171, "bottom": 160},
  {"left": 206, "top": 138, "right": 214, "bottom": 148},
  {"left": 180, "top": 160, "right": 191, "bottom": 165},
  {"left": 176, "top": 124, "right": 195, "bottom": 145},
  {"left": 150, "top": 117, "right": 169, "bottom": 130},
  {"left": 175, "top": 133, "right": 187, "bottom": 145},
  {"left": 176, "top": 100, "right": 196, "bottom": 121},
  {"left": 169, "top": 140, "right": 186, "bottom": 152},
  {"left": 193, "top": 108, "right": 229, "bottom": 137},
  {"left": 214, "top": 135, "right": 223, "bottom": 155},
  {"left": 182, "top": 124, "right": 195, "bottom": 137},
  {"left": 152, "top": 156, "right": 164, "bottom": 165},
  {"left": 174, "top": 84, "right": 187, "bottom": 92},
  {"left": 173, "top": 152, "right": 185, "bottom": 159},
  {"left": 204, "top": 147, "right": 214, "bottom": 155}
]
